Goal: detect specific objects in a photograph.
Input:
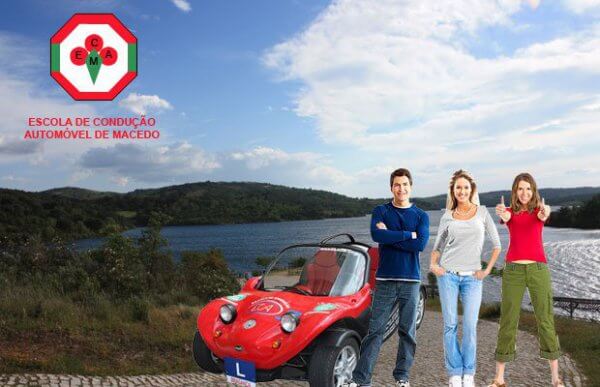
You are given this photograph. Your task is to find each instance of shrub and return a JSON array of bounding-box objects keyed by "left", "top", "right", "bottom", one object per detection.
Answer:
[
  {"left": 89, "top": 235, "right": 146, "bottom": 299},
  {"left": 255, "top": 256, "right": 272, "bottom": 268},
  {"left": 481, "top": 261, "right": 503, "bottom": 277},
  {"left": 427, "top": 272, "right": 437, "bottom": 286},
  {"left": 289, "top": 257, "right": 306, "bottom": 269},
  {"left": 180, "top": 249, "right": 240, "bottom": 302},
  {"left": 128, "top": 297, "right": 150, "bottom": 323},
  {"left": 479, "top": 302, "right": 502, "bottom": 319}
]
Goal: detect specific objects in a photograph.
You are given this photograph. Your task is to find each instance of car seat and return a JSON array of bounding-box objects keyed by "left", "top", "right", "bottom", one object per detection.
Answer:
[{"left": 304, "top": 249, "right": 341, "bottom": 295}]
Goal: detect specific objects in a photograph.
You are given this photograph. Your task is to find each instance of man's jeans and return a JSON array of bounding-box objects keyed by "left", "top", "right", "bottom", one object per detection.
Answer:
[
  {"left": 352, "top": 280, "right": 420, "bottom": 384},
  {"left": 437, "top": 273, "right": 482, "bottom": 377}
]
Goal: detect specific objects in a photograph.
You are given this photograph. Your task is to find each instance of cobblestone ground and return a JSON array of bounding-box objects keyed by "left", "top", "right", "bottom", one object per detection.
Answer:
[{"left": 0, "top": 312, "right": 587, "bottom": 387}]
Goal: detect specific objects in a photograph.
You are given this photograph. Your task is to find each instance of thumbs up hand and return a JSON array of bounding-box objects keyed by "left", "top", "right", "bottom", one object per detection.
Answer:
[
  {"left": 538, "top": 197, "right": 551, "bottom": 220},
  {"left": 495, "top": 195, "right": 506, "bottom": 216},
  {"left": 496, "top": 195, "right": 511, "bottom": 222}
]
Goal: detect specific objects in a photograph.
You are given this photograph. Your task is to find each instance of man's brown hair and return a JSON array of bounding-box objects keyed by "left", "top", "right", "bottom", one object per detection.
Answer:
[{"left": 390, "top": 168, "right": 413, "bottom": 187}]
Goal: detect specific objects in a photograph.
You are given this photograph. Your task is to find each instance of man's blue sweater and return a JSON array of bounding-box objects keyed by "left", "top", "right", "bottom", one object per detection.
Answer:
[{"left": 371, "top": 202, "right": 430, "bottom": 281}]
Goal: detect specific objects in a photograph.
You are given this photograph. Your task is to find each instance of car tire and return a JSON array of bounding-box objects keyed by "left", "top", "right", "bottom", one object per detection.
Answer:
[
  {"left": 193, "top": 331, "right": 223, "bottom": 373},
  {"left": 308, "top": 336, "right": 359, "bottom": 387},
  {"left": 382, "top": 286, "right": 426, "bottom": 342}
]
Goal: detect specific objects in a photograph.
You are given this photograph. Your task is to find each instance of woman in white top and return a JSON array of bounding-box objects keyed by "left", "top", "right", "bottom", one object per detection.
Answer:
[{"left": 430, "top": 170, "right": 502, "bottom": 387}]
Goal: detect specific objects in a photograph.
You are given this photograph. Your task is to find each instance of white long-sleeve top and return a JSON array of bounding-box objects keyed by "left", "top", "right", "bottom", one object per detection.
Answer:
[{"left": 432, "top": 205, "right": 501, "bottom": 271}]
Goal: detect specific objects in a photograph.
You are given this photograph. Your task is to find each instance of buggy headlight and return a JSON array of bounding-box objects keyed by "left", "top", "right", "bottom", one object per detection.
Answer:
[
  {"left": 219, "top": 304, "right": 237, "bottom": 324},
  {"left": 280, "top": 312, "right": 299, "bottom": 333}
]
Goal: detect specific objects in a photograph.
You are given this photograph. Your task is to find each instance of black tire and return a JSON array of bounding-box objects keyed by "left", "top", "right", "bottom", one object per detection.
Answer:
[
  {"left": 382, "top": 286, "right": 426, "bottom": 342},
  {"left": 308, "top": 336, "right": 359, "bottom": 387},
  {"left": 193, "top": 331, "right": 223, "bottom": 373}
]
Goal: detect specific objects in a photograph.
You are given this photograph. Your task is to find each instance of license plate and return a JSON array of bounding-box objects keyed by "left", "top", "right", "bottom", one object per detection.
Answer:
[{"left": 224, "top": 357, "right": 256, "bottom": 387}]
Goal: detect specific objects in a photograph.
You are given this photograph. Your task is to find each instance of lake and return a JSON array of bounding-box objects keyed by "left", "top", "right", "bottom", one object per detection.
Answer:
[{"left": 75, "top": 209, "right": 600, "bottom": 319}]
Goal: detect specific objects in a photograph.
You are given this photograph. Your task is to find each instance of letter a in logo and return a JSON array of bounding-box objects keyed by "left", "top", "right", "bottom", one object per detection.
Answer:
[{"left": 51, "top": 13, "right": 137, "bottom": 100}]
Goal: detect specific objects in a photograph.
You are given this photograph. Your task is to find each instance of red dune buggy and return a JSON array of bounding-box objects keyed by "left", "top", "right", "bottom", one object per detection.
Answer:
[{"left": 193, "top": 234, "right": 426, "bottom": 386}]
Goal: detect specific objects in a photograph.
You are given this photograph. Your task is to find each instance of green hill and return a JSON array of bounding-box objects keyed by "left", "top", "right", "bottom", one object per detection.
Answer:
[
  {"left": 1, "top": 182, "right": 599, "bottom": 242},
  {"left": 417, "top": 187, "right": 600, "bottom": 209},
  {"left": 42, "top": 187, "right": 120, "bottom": 200}
]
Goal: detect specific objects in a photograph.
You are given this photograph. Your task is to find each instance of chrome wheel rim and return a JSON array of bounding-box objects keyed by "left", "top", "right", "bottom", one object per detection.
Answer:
[
  {"left": 416, "top": 291, "right": 425, "bottom": 327},
  {"left": 333, "top": 345, "right": 358, "bottom": 386}
]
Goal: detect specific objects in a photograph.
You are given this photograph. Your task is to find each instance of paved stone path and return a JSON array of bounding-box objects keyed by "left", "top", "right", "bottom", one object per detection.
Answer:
[{"left": 0, "top": 312, "right": 587, "bottom": 386}]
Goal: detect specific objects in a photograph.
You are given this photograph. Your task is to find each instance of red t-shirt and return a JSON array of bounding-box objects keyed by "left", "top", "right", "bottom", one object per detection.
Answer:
[{"left": 504, "top": 207, "right": 547, "bottom": 263}]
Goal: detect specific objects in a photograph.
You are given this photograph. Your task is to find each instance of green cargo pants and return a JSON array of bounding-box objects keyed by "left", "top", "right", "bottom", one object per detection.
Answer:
[{"left": 495, "top": 262, "right": 561, "bottom": 362}]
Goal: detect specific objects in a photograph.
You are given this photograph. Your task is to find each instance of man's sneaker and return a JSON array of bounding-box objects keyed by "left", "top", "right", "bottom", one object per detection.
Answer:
[
  {"left": 449, "top": 375, "right": 462, "bottom": 387},
  {"left": 396, "top": 380, "right": 410, "bottom": 387},
  {"left": 463, "top": 374, "right": 476, "bottom": 387},
  {"left": 341, "top": 381, "right": 370, "bottom": 387}
]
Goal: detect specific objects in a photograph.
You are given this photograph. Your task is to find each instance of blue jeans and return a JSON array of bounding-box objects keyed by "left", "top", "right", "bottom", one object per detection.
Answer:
[
  {"left": 437, "top": 273, "right": 482, "bottom": 377},
  {"left": 352, "top": 280, "right": 420, "bottom": 384}
]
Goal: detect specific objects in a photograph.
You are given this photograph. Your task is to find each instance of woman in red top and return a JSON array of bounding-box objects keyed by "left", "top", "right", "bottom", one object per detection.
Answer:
[{"left": 487, "top": 173, "right": 563, "bottom": 387}]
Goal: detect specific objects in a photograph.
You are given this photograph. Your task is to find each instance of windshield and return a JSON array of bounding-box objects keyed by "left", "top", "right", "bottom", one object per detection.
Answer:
[{"left": 261, "top": 246, "right": 367, "bottom": 296}]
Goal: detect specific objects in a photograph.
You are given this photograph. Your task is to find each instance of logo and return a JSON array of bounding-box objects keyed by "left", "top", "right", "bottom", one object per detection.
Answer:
[
  {"left": 243, "top": 319, "right": 256, "bottom": 330},
  {"left": 249, "top": 298, "right": 285, "bottom": 316},
  {"left": 51, "top": 14, "right": 137, "bottom": 100}
]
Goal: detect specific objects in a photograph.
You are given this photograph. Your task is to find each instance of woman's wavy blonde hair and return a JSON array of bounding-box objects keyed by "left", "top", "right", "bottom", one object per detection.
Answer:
[{"left": 446, "top": 169, "right": 480, "bottom": 210}]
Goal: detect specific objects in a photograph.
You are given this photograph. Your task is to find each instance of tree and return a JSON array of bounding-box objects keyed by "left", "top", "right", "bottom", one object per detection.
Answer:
[{"left": 138, "top": 211, "right": 175, "bottom": 294}]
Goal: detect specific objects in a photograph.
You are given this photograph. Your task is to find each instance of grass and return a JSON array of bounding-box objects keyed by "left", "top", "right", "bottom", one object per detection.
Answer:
[
  {"left": 514, "top": 312, "right": 599, "bottom": 385},
  {"left": 426, "top": 298, "right": 600, "bottom": 385},
  {"left": 2, "top": 286, "right": 597, "bottom": 380},
  {"left": 0, "top": 286, "right": 201, "bottom": 375}
]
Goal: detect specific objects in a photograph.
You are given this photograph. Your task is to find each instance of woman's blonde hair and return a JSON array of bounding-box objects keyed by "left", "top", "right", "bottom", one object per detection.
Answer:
[
  {"left": 446, "top": 169, "right": 480, "bottom": 210},
  {"left": 510, "top": 172, "right": 540, "bottom": 213}
]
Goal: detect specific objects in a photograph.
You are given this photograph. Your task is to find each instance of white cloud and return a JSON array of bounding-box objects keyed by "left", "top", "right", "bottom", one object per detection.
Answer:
[
  {"left": 263, "top": 0, "right": 600, "bottom": 195},
  {"left": 111, "top": 176, "right": 130, "bottom": 186},
  {"left": 562, "top": 0, "right": 600, "bottom": 13},
  {"left": 1, "top": 175, "right": 27, "bottom": 183},
  {"left": 77, "top": 144, "right": 354, "bottom": 191},
  {"left": 0, "top": 32, "right": 98, "bottom": 164},
  {"left": 263, "top": 0, "right": 530, "bottom": 144},
  {"left": 118, "top": 93, "right": 173, "bottom": 115},
  {"left": 170, "top": 0, "right": 192, "bottom": 13},
  {"left": 79, "top": 142, "right": 219, "bottom": 184},
  {"left": 229, "top": 146, "right": 353, "bottom": 186}
]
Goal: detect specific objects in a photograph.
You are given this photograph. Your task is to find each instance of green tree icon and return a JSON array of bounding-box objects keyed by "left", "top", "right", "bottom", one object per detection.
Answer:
[{"left": 86, "top": 49, "right": 102, "bottom": 84}]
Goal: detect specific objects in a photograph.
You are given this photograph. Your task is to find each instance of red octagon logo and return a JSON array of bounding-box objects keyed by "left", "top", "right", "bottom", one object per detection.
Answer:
[{"left": 51, "top": 14, "right": 137, "bottom": 101}]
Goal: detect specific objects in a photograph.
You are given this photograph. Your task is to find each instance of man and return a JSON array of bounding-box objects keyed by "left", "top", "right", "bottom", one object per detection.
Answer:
[{"left": 344, "top": 168, "right": 430, "bottom": 387}]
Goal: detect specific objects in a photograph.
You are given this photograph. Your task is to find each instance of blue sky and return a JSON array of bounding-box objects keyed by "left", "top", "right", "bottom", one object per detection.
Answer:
[{"left": 1, "top": 0, "right": 599, "bottom": 197}]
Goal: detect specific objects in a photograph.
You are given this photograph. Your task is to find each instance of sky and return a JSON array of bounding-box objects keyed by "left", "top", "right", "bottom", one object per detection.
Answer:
[{"left": 0, "top": 0, "right": 599, "bottom": 198}]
